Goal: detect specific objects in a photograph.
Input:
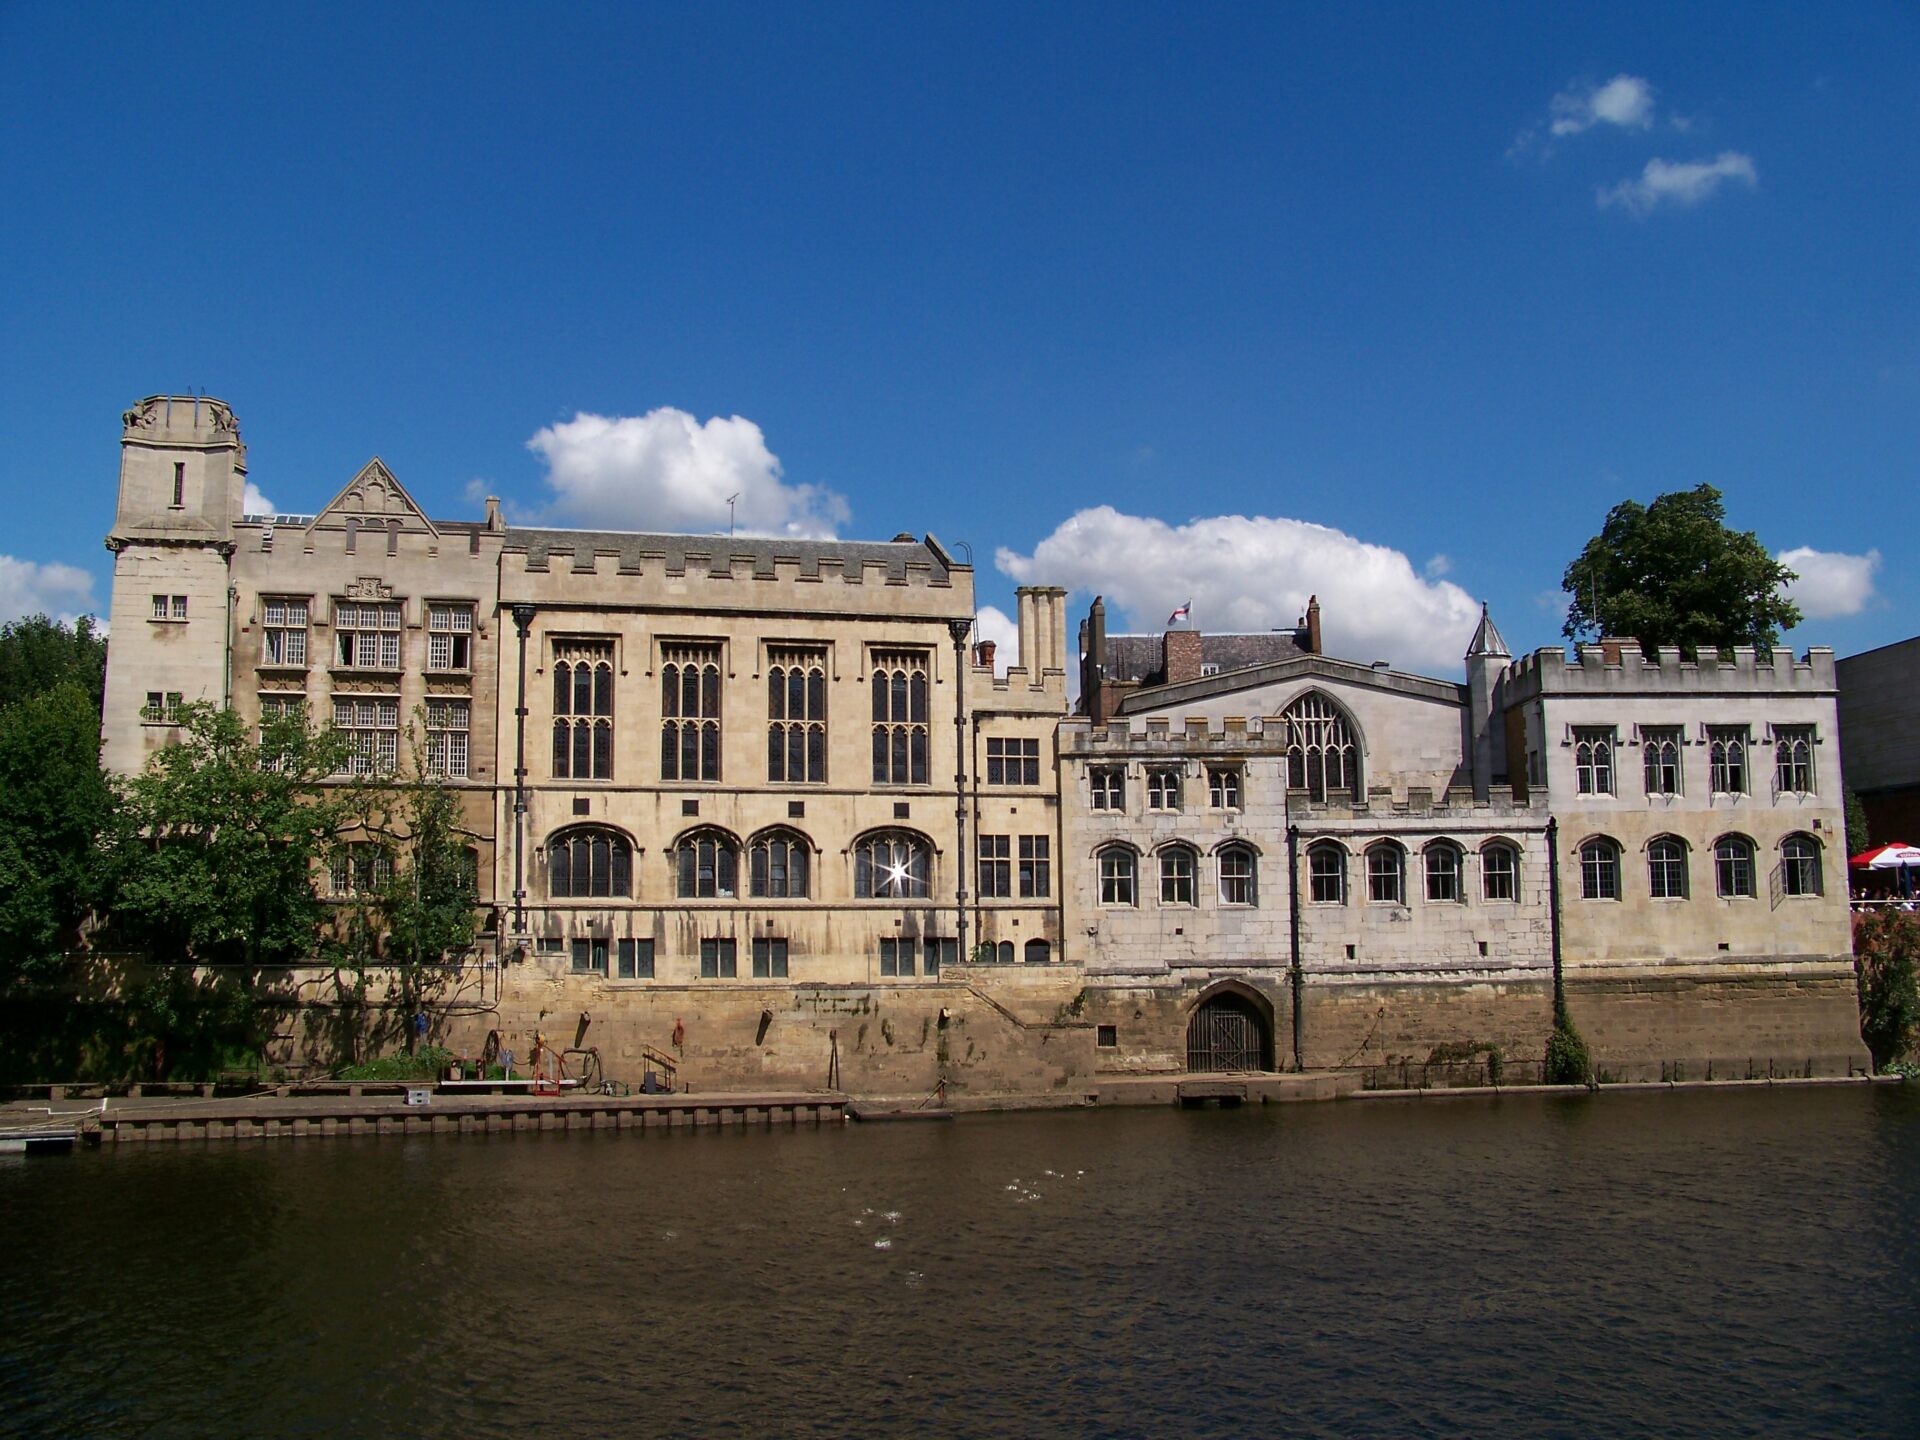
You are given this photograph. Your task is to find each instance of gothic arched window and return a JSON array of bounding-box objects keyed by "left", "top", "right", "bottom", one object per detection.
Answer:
[{"left": 1280, "top": 693, "right": 1357, "bottom": 801}]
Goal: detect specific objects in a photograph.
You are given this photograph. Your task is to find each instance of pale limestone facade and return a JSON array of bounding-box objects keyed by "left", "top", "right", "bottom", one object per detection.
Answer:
[
  {"left": 1068, "top": 604, "right": 1868, "bottom": 1081},
  {"left": 99, "top": 396, "right": 1867, "bottom": 1090}
]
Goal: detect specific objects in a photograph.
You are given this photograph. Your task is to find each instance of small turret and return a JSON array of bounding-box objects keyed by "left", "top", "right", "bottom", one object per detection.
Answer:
[{"left": 1465, "top": 602, "right": 1511, "bottom": 799}]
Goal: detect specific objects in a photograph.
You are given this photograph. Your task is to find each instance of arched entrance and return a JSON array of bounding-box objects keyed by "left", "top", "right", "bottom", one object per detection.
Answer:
[{"left": 1186, "top": 985, "right": 1275, "bottom": 1073}]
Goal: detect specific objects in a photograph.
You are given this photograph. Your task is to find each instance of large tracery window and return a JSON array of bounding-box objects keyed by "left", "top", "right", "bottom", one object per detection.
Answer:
[
  {"left": 662, "top": 643, "right": 722, "bottom": 781},
  {"left": 854, "top": 831, "right": 931, "bottom": 899},
  {"left": 1281, "top": 693, "right": 1357, "bottom": 801},
  {"left": 549, "top": 828, "right": 633, "bottom": 899},
  {"left": 749, "top": 829, "right": 811, "bottom": 898},
  {"left": 871, "top": 651, "right": 930, "bottom": 785},
  {"left": 553, "top": 641, "right": 615, "bottom": 780},
  {"left": 767, "top": 648, "right": 826, "bottom": 784},
  {"left": 675, "top": 829, "right": 740, "bottom": 899}
]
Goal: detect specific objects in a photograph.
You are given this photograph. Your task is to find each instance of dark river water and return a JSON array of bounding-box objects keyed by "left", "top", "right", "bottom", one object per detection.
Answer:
[{"left": 4, "top": 1086, "right": 1918, "bottom": 1439}]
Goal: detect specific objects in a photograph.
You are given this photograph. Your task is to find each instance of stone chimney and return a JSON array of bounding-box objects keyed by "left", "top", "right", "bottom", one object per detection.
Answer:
[
  {"left": 1598, "top": 636, "right": 1629, "bottom": 666},
  {"left": 484, "top": 495, "right": 503, "bottom": 531},
  {"left": 1163, "top": 628, "right": 1204, "bottom": 685},
  {"left": 1305, "top": 595, "right": 1322, "bottom": 656}
]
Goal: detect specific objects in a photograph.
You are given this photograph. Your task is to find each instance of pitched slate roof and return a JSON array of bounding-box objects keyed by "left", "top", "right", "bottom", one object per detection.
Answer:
[{"left": 1102, "top": 631, "right": 1307, "bottom": 686}]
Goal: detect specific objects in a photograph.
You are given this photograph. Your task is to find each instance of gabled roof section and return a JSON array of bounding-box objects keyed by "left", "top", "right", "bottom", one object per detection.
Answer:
[
  {"left": 307, "top": 458, "right": 440, "bottom": 539},
  {"left": 1466, "top": 603, "right": 1509, "bottom": 659},
  {"left": 1114, "top": 652, "right": 1465, "bottom": 715}
]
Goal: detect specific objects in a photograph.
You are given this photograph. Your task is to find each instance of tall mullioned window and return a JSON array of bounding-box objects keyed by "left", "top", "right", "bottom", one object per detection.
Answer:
[
  {"left": 767, "top": 648, "right": 827, "bottom": 783},
  {"left": 1573, "top": 728, "right": 1614, "bottom": 795},
  {"left": 258, "top": 694, "right": 304, "bottom": 771},
  {"left": 425, "top": 699, "right": 469, "bottom": 779},
  {"left": 1308, "top": 843, "right": 1346, "bottom": 904},
  {"left": 262, "top": 598, "right": 309, "bottom": 665},
  {"left": 335, "top": 601, "right": 402, "bottom": 669},
  {"left": 334, "top": 696, "right": 399, "bottom": 775},
  {"left": 662, "top": 643, "right": 722, "bottom": 781},
  {"left": 1281, "top": 694, "right": 1356, "bottom": 800},
  {"left": 1090, "top": 766, "right": 1125, "bottom": 811},
  {"left": 871, "top": 650, "right": 929, "bottom": 785},
  {"left": 330, "top": 841, "right": 392, "bottom": 898},
  {"left": 749, "top": 830, "right": 810, "bottom": 899},
  {"left": 1098, "top": 847, "right": 1136, "bottom": 906},
  {"left": 1481, "top": 843, "right": 1518, "bottom": 901},
  {"left": 1714, "top": 835, "right": 1756, "bottom": 898},
  {"left": 1018, "top": 836, "right": 1050, "bottom": 898},
  {"left": 553, "top": 641, "right": 614, "bottom": 781},
  {"left": 1146, "top": 767, "right": 1183, "bottom": 811},
  {"left": 1218, "top": 845, "right": 1256, "bottom": 906},
  {"left": 1642, "top": 726, "right": 1682, "bottom": 797},
  {"left": 1648, "top": 837, "right": 1689, "bottom": 900},
  {"left": 1774, "top": 726, "right": 1815, "bottom": 795},
  {"left": 548, "top": 828, "right": 633, "bottom": 899},
  {"left": 1366, "top": 843, "right": 1405, "bottom": 904},
  {"left": 1208, "top": 766, "right": 1241, "bottom": 809},
  {"left": 676, "top": 830, "right": 740, "bottom": 900},
  {"left": 1709, "top": 727, "right": 1749, "bottom": 795},
  {"left": 1781, "top": 833, "right": 1822, "bottom": 897},
  {"left": 1580, "top": 838, "right": 1621, "bottom": 901},
  {"left": 978, "top": 835, "right": 1011, "bottom": 898}
]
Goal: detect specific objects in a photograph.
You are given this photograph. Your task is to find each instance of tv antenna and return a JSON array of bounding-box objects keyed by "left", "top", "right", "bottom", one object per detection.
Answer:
[{"left": 726, "top": 493, "right": 740, "bottom": 537}]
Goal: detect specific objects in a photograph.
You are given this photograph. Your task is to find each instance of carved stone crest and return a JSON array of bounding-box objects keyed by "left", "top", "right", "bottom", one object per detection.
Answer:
[{"left": 344, "top": 577, "right": 395, "bottom": 599}]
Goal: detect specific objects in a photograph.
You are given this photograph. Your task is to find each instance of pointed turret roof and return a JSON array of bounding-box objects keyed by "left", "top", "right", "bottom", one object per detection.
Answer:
[{"left": 1466, "top": 603, "right": 1509, "bottom": 659}]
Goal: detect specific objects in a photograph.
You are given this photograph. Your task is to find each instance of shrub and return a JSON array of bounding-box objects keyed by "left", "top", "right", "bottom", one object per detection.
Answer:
[
  {"left": 1855, "top": 908, "right": 1920, "bottom": 1070},
  {"left": 1544, "top": 1015, "right": 1591, "bottom": 1085}
]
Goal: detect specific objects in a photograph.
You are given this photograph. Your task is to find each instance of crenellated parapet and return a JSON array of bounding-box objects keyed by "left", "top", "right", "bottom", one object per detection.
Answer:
[
  {"left": 1063, "top": 714, "right": 1296, "bottom": 756},
  {"left": 1504, "top": 643, "right": 1836, "bottom": 700}
]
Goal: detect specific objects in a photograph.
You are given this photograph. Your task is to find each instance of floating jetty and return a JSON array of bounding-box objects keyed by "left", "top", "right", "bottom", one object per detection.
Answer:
[{"left": 50, "top": 1090, "right": 848, "bottom": 1145}]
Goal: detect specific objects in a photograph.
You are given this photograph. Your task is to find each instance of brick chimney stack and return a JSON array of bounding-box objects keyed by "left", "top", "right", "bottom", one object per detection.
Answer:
[
  {"left": 1163, "top": 628, "right": 1203, "bottom": 685},
  {"left": 1306, "top": 595, "right": 1322, "bottom": 655},
  {"left": 973, "top": 639, "right": 996, "bottom": 669}
]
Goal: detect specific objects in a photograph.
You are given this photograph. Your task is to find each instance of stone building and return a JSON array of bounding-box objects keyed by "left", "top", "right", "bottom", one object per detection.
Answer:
[
  {"left": 101, "top": 396, "right": 1082, "bottom": 1096},
  {"left": 99, "top": 395, "right": 1868, "bottom": 1091},
  {"left": 1068, "top": 600, "right": 1867, "bottom": 1081}
]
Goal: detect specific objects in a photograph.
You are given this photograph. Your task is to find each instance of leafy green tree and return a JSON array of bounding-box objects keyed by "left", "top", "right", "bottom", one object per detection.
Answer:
[
  {"left": 108, "top": 703, "right": 354, "bottom": 970},
  {"left": 0, "top": 682, "right": 114, "bottom": 989},
  {"left": 1844, "top": 788, "right": 1871, "bottom": 858},
  {"left": 1561, "top": 484, "right": 1801, "bottom": 652},
  {"left": 333, "top": 725, "right": 481, "bottom": 1052},
  {"left": 1854, "top": 908, "right": 1920, "bottom": 1070},
  {"left": 0, "top": 613, "right": 108, "bottom": 712}
]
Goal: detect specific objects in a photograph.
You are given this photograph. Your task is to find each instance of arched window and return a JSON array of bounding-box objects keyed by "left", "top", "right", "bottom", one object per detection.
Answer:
[
  {"left": 1647, "top": 836, "right": 1689, "bottom": 900},
  {"left": 1024, "top": 939, "right": 1051, "bottom": 965},
  {"left": 549, "top": 828, "right": 633, "bottom": 899},
  {"left": 749, "top": 829, "right": 811, "bottom": 898},
  {"left": 1714, "top": 834, "right": 1756, "bottom": 898},
  {"left": 1424, "top": 842, "right": 1463, "bottom": 903},
  {"left": 1307, "top": 842, "right": 1347, "bottom": 904},
  {"left": 1781, "top": 833, "right": 1823, "bottom": 897},
  {"left": 1366, "top": 842, "right": 1405, "bottom": 904},
  {"left": 1481, "top": 842, "right": 1518, "bottom": 902},
  {"left": 1098, "top": 845, "right": 1136, "bottom": 906},
  {"left": 552, "top": 642, "right": 615, "bottom": 780},
  {"left": 674, "top": 828, "right": 740, "bottom": 899},
  {"left": 1159, "top": 845, "right": 1197, "bottom": 906},
  {"left": 1218, "top": 844, "right": 1257, "bottom": 906},
  {"left": 1580, "top": 837, "right": 1621, "bottom": 901},
  {"left": 853, "top": 831, "right": 930, "bottom": 898},
  {"left": 1280, "top": 693, "right": 1357, "bottom": 801}
]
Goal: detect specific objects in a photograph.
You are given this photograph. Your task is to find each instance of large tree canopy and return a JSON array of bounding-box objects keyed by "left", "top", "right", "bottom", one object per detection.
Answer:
[
  {"left": 1561, "top": 484, "right": 1800, "bottom": 652},
  {"left": 0, "top": 613, "right": 107, "bottom": 712},
  {"left": 109, "top": 704, "right": 354, "bottom": 970}
]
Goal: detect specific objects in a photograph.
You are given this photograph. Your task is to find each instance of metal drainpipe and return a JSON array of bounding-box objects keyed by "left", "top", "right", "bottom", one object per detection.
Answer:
[
  {"left": 1287, "top": 822, "right": 1303, "bottom": 1071},
  {"left": 948, "top": 619, "right": 972, "bottom": 966},
  {"left": 510, "top": 604, "right": 537, "bottom": 941},
  {"left": 1546, "top": 816, "right": 1564, "bottom": 1023}
]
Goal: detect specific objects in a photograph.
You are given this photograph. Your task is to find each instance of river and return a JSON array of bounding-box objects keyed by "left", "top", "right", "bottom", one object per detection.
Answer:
[{"left": 4, "top": 1085, "right": 1917, "bottom": 1438}]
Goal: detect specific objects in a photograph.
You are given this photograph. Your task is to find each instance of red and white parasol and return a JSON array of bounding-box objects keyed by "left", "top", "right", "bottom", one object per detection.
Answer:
[{"left": 1849, "top": 842, "right": 1920, "bottom": 869}]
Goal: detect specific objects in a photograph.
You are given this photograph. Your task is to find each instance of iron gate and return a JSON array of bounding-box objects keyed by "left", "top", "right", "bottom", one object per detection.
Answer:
[{"left": 1186, "top": 994, "right": 1271, "bottom": 1073}]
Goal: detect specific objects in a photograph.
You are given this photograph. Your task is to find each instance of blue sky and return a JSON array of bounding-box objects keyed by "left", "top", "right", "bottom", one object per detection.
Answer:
[{"left": 2, "top": 2, "right": 1914, "bottom": 674}]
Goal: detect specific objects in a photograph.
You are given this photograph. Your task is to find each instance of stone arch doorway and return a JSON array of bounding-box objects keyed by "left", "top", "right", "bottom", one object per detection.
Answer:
[{"left": 1185, "top": 984, "right": 1275, "bottom": 1073}]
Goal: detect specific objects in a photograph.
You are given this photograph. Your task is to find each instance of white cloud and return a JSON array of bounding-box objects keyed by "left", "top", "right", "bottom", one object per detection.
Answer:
[
  {"left": 526, "top": 408, "right": 850, "bottom": 538},
  {"left": 1424, "top": 553, "right": 1452, "bottom": 579},
  {"left": 996, "top": 506, "right": 1483, "bottom": 675},
  {"left": 973, "top": 605, "right": 1018, "bottom": 675},
  {"left": 1777, "top": 546, "right": 1880, "bottom": 619},
  {"left": 243, "top": 482, "right": 276, "bottom": 515},
  {"left": 0, "top": 555, "right": 97, "bottom": 625},
  {"left": 1597, "top": 151, "right": 1757, "bottom": 217},
  {"left": 1550, "top": 75, "right": 1656, "bottom": 136}
]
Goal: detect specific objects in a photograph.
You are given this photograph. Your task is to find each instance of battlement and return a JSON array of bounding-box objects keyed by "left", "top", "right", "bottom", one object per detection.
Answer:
[
  {"left": 1064, "top": 714, "right": 1293, "bottom": 753},
  {"left": 1504, "top": 643, "right": 1836, "bottom": 699},
  {"left": 504, "top": 528, "right": 960, "bottom": 587}
]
